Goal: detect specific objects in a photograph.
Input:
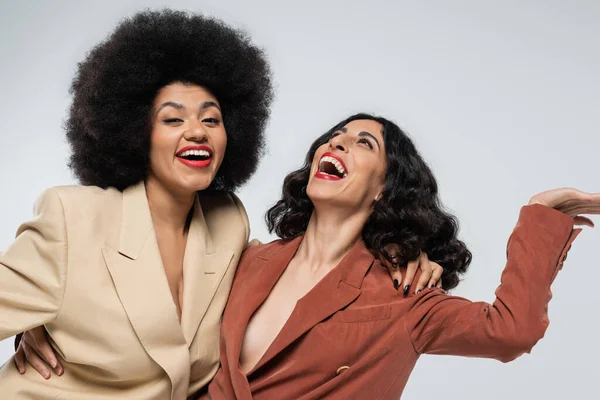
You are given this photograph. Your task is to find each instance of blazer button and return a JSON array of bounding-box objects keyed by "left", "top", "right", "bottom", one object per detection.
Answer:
[{"left": 336, "top": 366, "right": 350, "bottom": 375}]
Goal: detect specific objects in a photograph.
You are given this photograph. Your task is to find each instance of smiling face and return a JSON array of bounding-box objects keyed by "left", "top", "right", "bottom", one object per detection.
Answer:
[
  {"left": 147, "top": 82, "right": 227, "bottom": 196},
  {"left": 306, "top": 119, "right": 387, "bottom": 213}
]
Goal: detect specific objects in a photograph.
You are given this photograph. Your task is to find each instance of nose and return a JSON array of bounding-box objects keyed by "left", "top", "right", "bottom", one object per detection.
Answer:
[
  {"left": 183, "top": 120, "right": 208, "bottom": 143},
  {"left": 329, "top": 134, "right": 348, "bottom": 153}
]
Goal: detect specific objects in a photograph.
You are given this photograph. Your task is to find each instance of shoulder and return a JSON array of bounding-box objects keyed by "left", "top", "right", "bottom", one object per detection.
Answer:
[
  {"left": 198, "top": 191, "right": 247, "bottom": 221},
  {"left": 34, "top": 185, "right": 119, "bottom": 212},
  {"left": 46, "top": 185, "right": 121, "bottom": 204},
  {"left": 198, "top": 191, "right": 250, "bottom": 251},
  {"left": 236, "top": 239, "right": 287, "bottom": 272},
  {"left": 40, "top": 185, "right": 123, "bottom": 228}
]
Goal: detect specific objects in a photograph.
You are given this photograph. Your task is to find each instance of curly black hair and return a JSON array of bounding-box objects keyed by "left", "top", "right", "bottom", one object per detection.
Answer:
[
  {"left": 66, "top": 9, "right": 273, "bottom": 192},
  {"left": 266, "top": 113, "right": 472, "bottom": 290}
]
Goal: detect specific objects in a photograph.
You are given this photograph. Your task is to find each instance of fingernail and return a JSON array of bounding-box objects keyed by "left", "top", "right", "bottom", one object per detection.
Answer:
[
  {"left": 403, "top": 285, "right": 410, "bottom": 296},
  {"left": 393, "top": 279, "right": 399, "bottom": 290},
  {"left": 50, "top": 358, "right": 57, "bottom": 368},
  {"left": 416, "top": 289, "right": 421, "bottom": 294},
  {"left": 18, "top": 367, "right": 24, "bottom": 374},
  {"left": 43, "top": 369, "right": 50, "bottom": 379}
]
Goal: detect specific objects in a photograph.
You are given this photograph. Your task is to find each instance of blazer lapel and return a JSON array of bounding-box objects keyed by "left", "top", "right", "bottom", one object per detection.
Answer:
[
  {"left": 222, "top": 238, "right": 302, "bottom": 400},
  {"left": 226, "top": 238, "right": 301, "bottom": 371},
  {"left": 181, "top": 196, "right": 234, "bottom": 346},
  {"left": 245, "top": 239, "right": 375, "bottom": 376},
  {"left": 101, "top": 182, "right": 190, "bottom": 400}
]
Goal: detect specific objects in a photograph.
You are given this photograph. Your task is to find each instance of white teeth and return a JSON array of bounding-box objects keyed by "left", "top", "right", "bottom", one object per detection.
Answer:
[
  {"left": 178, "top": 149, "right": 211, "bottom": 157},
  {"left": 319, "top": 156, "right": 347, "bottom": 177}
]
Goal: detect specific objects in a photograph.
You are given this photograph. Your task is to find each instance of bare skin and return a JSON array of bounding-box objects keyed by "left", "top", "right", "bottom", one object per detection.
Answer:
[
  {"left": 241, "top": 119, "right": 388, "bottom": 372},
  {"left": 146, "top": 82, "right": 227, "bottom": 321},
  {"left": 239, "top": 119, "right": 600, "bottom": 374}
]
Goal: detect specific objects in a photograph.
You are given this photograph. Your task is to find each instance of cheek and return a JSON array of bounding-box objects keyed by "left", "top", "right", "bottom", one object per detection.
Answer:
[
  {"left": 213, "top": 128, "right": 228, "bottom": 162},
  {"left": 148, "top": 128, "right": 175, "bottom": 168}
]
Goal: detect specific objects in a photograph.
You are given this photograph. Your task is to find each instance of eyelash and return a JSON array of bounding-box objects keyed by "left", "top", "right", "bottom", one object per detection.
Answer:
[
  {"left": 330, "top": 133, "right": 373, "bottom": 149},
  {"left": 163, "top": 118, "right": 183, "bottom": 124},
  {"left": 358, "top": 138, "right": 373, "bottom": 149},
  {"left": 162, "top": 117, "right": 221, "bottom": 124}
]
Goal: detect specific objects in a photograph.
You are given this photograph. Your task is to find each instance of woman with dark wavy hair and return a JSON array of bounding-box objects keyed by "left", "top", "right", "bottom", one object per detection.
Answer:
[{"left": 194, "top": 113, "right": 599, "bottom": 399}]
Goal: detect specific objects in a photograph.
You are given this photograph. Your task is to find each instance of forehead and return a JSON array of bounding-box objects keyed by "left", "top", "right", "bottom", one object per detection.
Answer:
[
  {"left": 342, "top": 119, "right": 383, "bottom": 139},
  {"left": 154, "top": 83, "right": 219, "bottom": 106}
]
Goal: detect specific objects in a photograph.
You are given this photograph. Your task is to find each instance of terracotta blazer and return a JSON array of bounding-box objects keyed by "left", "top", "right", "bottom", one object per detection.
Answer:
[
  {"left": 200, "top": 204, "right": 579, "bottom": 400},
  {"left": 0, "top": 182, "right": 249, "bottom": 400}
]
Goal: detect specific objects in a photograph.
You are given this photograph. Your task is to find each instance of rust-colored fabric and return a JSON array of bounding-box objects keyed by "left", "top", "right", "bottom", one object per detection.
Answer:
[{"left": 198, "top": 204, "right": 579, "bottom": 400}]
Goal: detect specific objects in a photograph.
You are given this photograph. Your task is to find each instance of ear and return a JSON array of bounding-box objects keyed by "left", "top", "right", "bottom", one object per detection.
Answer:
[
  {"left": 374, "top": 177, "right": 386, "bottom": 202},
  {"left": 374, "top": 186, "right": 384, "bottom": 202}
]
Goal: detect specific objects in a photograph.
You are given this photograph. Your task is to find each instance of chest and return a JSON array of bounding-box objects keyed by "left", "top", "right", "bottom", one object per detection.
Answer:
[
  {"left": 239, "top": 262, "right": 325, "bottom": 373},
  {"left": 155, "top": 230, "right": 187, "bottom": 319}
]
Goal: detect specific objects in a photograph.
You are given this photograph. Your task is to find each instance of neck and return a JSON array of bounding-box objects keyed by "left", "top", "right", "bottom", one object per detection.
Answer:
[
  {"left": 145, "top": 177, "right": 195, "bottom": 234},
  {"left": 296, "top": 204, "right": 370, "bottom": 272}
]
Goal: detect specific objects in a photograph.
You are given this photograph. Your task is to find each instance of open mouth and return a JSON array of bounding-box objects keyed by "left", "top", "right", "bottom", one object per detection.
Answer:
[
  {"left": 316, "top": 152, "right": 347, "bottom": 180},
  {"left": 176, "top": 145, "right": 213, "bottom": 168}
]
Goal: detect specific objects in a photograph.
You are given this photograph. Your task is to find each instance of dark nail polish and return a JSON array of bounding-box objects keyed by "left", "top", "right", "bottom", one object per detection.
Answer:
[
  {"left": 393, "top": 279, "right": 399, "bottom": 290},
  {"left": 403, "top": 285, "right": 410, "bottom": 296}
]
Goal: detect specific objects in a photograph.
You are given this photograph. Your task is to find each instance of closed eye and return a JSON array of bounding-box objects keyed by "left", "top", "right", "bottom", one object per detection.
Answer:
[
  {"left": 163, "top": 118, "right": 183, "bottom": 124},
  {"left": 358, "top": 138, "right": 373, "bottom": 149},
  {"left": 202, "top": 117, "right": 221, "bottom": 125}
]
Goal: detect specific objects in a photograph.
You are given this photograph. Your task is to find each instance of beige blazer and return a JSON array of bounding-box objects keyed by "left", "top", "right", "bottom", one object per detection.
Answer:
[{"left": 0, "top": 182, "right": 249, "bottom": 400}]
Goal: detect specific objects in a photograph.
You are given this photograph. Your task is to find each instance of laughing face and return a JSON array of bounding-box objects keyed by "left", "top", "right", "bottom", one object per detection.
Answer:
[
  {"left": 147, "top": 82, "right": 227, "bottom": 195},
  {"left": 307, "top": 119, "right": 387, "bottom": 212}
]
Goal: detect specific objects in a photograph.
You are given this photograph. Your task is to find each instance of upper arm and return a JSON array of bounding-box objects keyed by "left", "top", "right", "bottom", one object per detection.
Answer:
[{"left": 0, "top": 188, "right": 69, "bottom": 340}]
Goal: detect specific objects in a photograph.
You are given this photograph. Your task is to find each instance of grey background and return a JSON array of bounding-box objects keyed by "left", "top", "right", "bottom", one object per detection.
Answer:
[{"left": 1, "top": 0, "right": 599, "bottom": 398}]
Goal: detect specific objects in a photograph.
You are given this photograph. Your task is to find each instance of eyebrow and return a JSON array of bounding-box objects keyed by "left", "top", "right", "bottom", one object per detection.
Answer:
[
  {"left": 155, "top": 101, "right": 221, "bottom": 116},
  {"left": 339, "top": 127, "right": 381, "bottom": 149}
]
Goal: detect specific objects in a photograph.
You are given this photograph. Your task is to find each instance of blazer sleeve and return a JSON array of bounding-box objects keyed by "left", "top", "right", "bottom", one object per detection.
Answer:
[
  {"left": 404, "top": 204, "right": 580, "bottom": 363},
  {"left": 0, "top": 188, "right": 68, "bottom": 340}
]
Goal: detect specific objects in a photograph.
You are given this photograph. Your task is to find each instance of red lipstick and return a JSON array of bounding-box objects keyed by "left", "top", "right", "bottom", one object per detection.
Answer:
[
  {"left": 176, "top": 145, "right": 213, "bottom": 169},
  {"left": 315, "top": 152, "right": 348, "bottom": 181}
]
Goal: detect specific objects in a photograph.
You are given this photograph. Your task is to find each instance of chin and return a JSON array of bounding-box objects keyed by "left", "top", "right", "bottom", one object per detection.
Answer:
[
  {"left": 307, "top": 185, "right": 340, "bottom": 204},
  {"left": 179, "top": 176, "right": 215, "bottom": 193}
]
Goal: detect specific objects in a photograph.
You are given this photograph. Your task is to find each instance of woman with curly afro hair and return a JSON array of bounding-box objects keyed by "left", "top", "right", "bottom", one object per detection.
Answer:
[{"left": 0, "top": 9, "right": 275, "bottom": 400}]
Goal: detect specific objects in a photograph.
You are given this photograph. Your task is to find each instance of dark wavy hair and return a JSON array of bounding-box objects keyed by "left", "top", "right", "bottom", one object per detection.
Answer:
[
  {"left": 266, "top": 113, "right": 472, "bottom": 290},
  {"left": 66, "top": 9, "right": 273, "bottom": 192}
]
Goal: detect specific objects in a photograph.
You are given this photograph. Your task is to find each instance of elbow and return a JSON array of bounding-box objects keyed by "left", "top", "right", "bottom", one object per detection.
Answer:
[{"left": 496, "top": 318, "right": 549, "bottom": 363}]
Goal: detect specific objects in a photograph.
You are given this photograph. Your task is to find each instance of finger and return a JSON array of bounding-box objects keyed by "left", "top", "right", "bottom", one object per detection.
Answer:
[
  {"left": 402, "top": 259, "right": 418, "bottom": 295},
  {"left": 427, "top": 262, "right": 444, "bottom": 289},
  {"left": 436, "top": 279, "right": 442, "bottom": 288},
  {"left": 31, "top": 332, "right": 62, "bottom": 374},
  {"left": 383, "top": 260, "right": 403, "bottom": 291},
  {"left": 573, "top": 215, "right": 595, "bottom": 227},
  {"left": 246, "top": 238, "right": 262, "bottom": 248},
  {"left": 415, "top": 253, "right": 432, "bottom": 294},
  {"left": 14, "top": 344, "right": 26, "bottom": 374},
  {"left": 22, "top": 342, "right": 51, "bottom": 379}
]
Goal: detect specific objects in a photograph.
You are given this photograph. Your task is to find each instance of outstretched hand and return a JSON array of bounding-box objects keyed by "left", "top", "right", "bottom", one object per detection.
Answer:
[{"left": 529, "top": 188, "right": 600, "bottom": 227}]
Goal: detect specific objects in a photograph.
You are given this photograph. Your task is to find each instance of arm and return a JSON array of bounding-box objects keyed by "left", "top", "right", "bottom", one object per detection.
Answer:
[
  {"left": 0, "top": 188, "right": 68, "bottom": 340},
  {"left": 405, "top": 204, "right": 579, "bottom": 362}
]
